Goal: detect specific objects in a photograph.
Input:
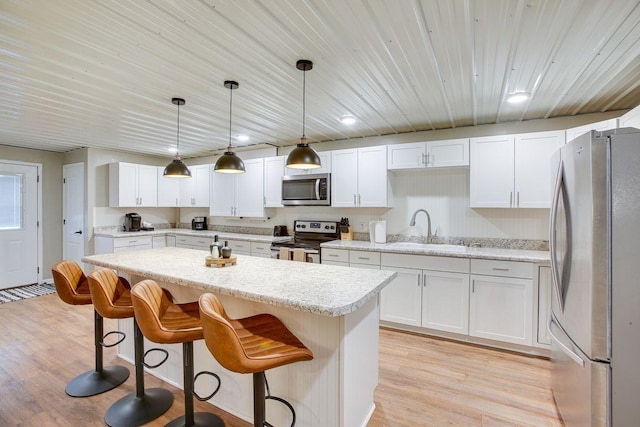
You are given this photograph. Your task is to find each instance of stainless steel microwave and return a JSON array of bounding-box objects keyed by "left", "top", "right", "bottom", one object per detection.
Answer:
[{"left": 282, "top": 173, "right": 331, "bottom": 206}]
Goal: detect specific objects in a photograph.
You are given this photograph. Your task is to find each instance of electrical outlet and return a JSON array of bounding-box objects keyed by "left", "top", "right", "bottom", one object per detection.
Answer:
[{"left": 359, "top": 222, "right": 366, "bottom": 231}]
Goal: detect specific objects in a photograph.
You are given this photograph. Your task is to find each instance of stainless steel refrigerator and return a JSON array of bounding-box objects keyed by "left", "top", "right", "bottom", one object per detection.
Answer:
[{"left": 549, "top": 127, "right": 640, "bottom": 426}]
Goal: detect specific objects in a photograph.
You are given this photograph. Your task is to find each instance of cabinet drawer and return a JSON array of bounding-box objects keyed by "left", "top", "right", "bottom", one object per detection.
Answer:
[
  {"left": 113, "top": 236, "right": 152, "bottom": 248},
  {"left": 349, "top": 250, "right": 380, "bottom": 266},
  {"left": 381, "top": 253, "right": 469, "bottom": 273},
  {"left": 470, "top": 259, "right": 533, "bottom": 279},
  {"left": 250, "top": 242, "right": 272, "bottom": 256},
  {"left": 322, "top": 248, "right": 349, "bottom": 263},
  {"left": 227, "top": 240, "right": 250, "bottom": 254},
  {"left": 175, "top": 235, "right": 210, "bottom": 249}
]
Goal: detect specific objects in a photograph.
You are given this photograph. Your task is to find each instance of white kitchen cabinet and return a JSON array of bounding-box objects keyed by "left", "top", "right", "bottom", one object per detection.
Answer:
[
  {"left": 469, "top": 259, "right": 534, "bottom": 346},
  {"left": 156, "top": 167, "right": 180, "bottom": 207},
  {"left": 331, "top": 146, "right": 391, "bottom": 207},
  {"left": 179, "top": 164, "right": 210, "bottom": 207},
  {"left": 152, "top": 235, "right": 166, "bottom": 248},
  {"left": 470, "top": 131, "right": 564, "bottom": 208},
  {"left": 109, "top": 162, "right": 158, "bottom": 207},
  {"left": 565, "top": 118, "right": 618, "bottom": 143},
  {"left": 94, "top": 235, "right": 153, "bottom": 254},
  {"left": 380, "top": 253, "right": 470, "bottom": 333},
  {"left": 210, "top": 159, "right": 265, "bottom": 217},
  {"left": 284, "top": 151, "right": 332, "bottom": 175},
  {"left": 175, "top": 235, "right": 211, "bottom": 251},
  {"left": 380, "top": 267, "right": 423, "bottom": 326},
  {"left": 250, "top": 242, "right": 272, "bottom": 258},
  {"left": 263, "top": 156, "right": 285, "bottom": 207},
  {"left": 387, "top": 138, "right": 469, "bottom": 170},
  {"left": 224, "top": 239, "right": 251, "bottom": 256},
  {"left": 618, "top": 105, "right": 640, "bottom": 129},
  {"left": 537, "top": 266, "right": 552, "bottom": 346},
  {"left": 321, "top": 248, "right": 349, "bottom": 266}
]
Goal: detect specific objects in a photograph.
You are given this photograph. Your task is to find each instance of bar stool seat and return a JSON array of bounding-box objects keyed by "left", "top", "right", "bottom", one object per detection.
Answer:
[
  {"left": 51, "top": 260, "right": 129, "bottom": 397},
  {"left": 88, "top": 269, "right": 173, "bottom": 427},
  {"left": 131, "top": 280, "right": 223, "bottom": 427},
  {"left": 199, "top": 293, "right": 313, "bottom": 427}
]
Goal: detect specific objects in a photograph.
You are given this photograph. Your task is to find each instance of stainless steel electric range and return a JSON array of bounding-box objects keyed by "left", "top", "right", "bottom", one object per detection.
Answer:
[{"left": 270, "top": 220, "right": 340, "bottom": 263}]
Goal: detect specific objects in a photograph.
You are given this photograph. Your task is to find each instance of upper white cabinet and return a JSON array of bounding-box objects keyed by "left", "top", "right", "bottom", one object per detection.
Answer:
[
  {"left": 263, "top": 156, "right": 285, "bottom": 208},
  {"left": 618, "top": 105, "right": 640, "bottom": 129},
  {"left": 387, "top": 138, "right": 469, "bottom": 170},
  {"left": 565, "top": 118, "right": 618, "bottom": 143},
  {"left": 157, "top": 167, "right": 180, "bottom": 207},
  {"left": 179, "top": 164, "right": 210, "bottom": 207},
  {"left": 284, "top": 151, "right": 332, "bottom": 175},
  {"left": 470, "top": 130, "right": 564, "bottom": 208},
  {"left": 210, "top": 158, "right": 265, "bottom": 217},
  {"left": 331, "top": 146, "right": 391, "bottom": 207},
  {"left": 109, "top": 162, "right": 158, "bottom": 207}
]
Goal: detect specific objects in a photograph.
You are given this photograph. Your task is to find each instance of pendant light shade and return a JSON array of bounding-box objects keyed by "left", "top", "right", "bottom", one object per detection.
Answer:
[
  {"left": 214, "top": 80, "right": 245, "bottom": 174},
  {"left": 163, "top": 98, "right": 192, "bottom": 178},
  {"left": 286, "top": 59, "right": 321, "bottom": 169}
]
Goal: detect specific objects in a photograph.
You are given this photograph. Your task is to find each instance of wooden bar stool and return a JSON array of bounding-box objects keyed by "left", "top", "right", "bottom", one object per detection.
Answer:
[
  {"left": 51, "top": 260, "right": 129, "bottom": 397},
  {"left": 131, "top": 280, "right": 223, "bottom": 427},
  {"left": 198, "top": 293, "right": 314, "bottom": 427},
  {"left": 87, "top": 268, "right": 173, "bottom": 427}
]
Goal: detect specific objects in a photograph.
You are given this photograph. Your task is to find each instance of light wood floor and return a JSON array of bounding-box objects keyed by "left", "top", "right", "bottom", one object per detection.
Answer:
[{"left": 0, "top": 294, "right": 563, "bottom": 426}]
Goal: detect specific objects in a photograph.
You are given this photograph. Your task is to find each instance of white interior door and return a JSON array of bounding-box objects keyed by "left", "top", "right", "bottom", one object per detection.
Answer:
[
  {"left": 0, "top": 162, "right": 39, "bottom": 289},
  {"left": 63, "top": 163, "right": 85, "bottom": 267}
]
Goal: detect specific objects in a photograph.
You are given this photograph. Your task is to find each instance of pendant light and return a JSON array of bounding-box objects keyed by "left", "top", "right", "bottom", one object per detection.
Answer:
[
  {"left": 286, "top": 59, "right": 321, "bottom": 169},
  {"left": 214, "top": 80, "right": 246, "bottom": 174},
  {"left": 163, "top": 98, "right": 192, "bottom": 178}
]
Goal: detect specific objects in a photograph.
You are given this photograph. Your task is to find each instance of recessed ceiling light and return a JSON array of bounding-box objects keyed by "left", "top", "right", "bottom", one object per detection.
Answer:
[
  {"left": 507, "top": 92, "right": 530, "bottom": 104},
  {"left": 340, "top": 114, "right": 356, "bottom": 125},
  {"left": 236, "top": 134, "right": 249, "bottom": 142}
]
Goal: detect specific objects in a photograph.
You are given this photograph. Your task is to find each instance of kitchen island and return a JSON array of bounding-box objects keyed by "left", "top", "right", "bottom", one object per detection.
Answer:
[{"left": 83, "top": 247, "right": 396, "bottom": 427}]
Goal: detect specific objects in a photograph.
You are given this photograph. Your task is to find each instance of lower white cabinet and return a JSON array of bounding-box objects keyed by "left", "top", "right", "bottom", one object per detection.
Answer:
[
  {"left": 250, "top": 242, "right": 272, "bottom": 258},
  {"left": 152, "top": 236, "right": 166, "bottom": 248},
  {"left": 321, "top": 248, "right": 349, "bottom": 266},
  {"left": 469, "top": 259, "right": 534, "bottom": 346},
  {"left": 225, "top": 239, "right": 251, "bottom": 256},
  {"left": 175, "top": 235, "right": 210, "bottom": 251},
  {"left": 422, "top": 270, "right": 470, "bottom": 334},
  {"left": 537, "top": 266, "right": 552, "bottom": 346},
  {"left": 380, "top": 267, "right": 422, "bottom": 326},
  {"left": 95, "top": 235, "right": 153, "bottom": 254}
]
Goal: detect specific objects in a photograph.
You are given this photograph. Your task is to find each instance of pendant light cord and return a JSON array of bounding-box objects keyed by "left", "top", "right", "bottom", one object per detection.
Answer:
[
  {"left": 302, "top": 67, "right": 306, "bottom": 138},
  {"left": 228, "top": 85, "right": 233, "bottom": 150},
  {"left": 176, "top": 102, "right": 181, "bottom": 158}
]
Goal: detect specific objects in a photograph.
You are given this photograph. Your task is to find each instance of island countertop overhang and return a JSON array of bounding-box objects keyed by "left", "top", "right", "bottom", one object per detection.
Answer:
[{"left": 82, "top": 247, "right": 396, "bottom": 317}]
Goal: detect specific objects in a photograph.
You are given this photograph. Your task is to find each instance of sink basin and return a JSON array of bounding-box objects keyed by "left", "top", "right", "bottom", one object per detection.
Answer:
[{"left": 387, "top": 242, "right": 466, "bottom": 252}]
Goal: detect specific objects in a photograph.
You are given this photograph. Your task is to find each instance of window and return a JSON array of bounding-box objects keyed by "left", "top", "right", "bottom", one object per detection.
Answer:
[{"left": 0, "top": 173, "right": 22, "bottom": 229}]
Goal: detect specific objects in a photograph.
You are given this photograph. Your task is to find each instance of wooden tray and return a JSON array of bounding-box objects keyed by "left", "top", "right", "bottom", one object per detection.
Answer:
[{"left": 205, "top": 255, "right": 237, "bottom": 267}]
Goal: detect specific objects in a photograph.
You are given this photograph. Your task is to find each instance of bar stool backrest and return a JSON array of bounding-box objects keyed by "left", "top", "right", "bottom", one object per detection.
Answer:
[
  {"left": 86, "top": 268, "right": 133, "bottom": 319},
  {"left": 51, "top": 260, "right": 91, "bottom": 305}
]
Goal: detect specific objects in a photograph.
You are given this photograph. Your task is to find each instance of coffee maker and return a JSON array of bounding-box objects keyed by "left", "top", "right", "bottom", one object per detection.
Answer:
[
  {"left": 192, "top": 216, "right": 207, "bottom": 230},
  {"left": 124, "top": 213, "right": 141, "bottom": 232}
]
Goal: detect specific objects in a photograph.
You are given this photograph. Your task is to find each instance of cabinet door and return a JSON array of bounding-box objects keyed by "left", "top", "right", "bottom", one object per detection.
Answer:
[
  {"left": 331, "top": 148, "right": 358, "bottom": 207},
  {"left": 179, "top": 168, "right": 196, "bottom": 207},
  {"left": 422, "top": 270, "right": 470, "bottom": 334},
  {"left": 109, "top": 162, "right": 138, "bottom": 207},
  {"left": 387, "top": 142, "right": 425, "bottom": 170},
  {"left": 379, "top": 267, "right": 422, "bottom": 326},
  {"left": 357, "top": 146, "right": 388, "bottom": 207},
  {"left": 469, "top": 274, "right": 533, "bottom": 346},
  {"left": 469, "top": 136, "right": 515, "bottom": 208},
  {"left": 537, "top": 266, "right": 552, "bottom": 346},
  {"left": 210, "top": 171, "right": 236, "bottom": 216},
  {"left": 285, "top": 151, "right": 331, "bottom": 175},
  {"left": 137, "top": 165, "right": 158, "bottom": 207},
  {"left": 565, "top": 118, "right": 618, "bottom": 143},
  {"left": 236, "top": 159, "right": 264, "bottom": 217},
  {"left": 157, "top": 167, "right": 180, "bottom": 207},
  {"left": 264, "top": 156, "right": 284, "bottom": 207},
  {"left": 426, "top": 138, "right": 469, "bottom": 167},
  {"left": 193, "top": 165, "right": 210, "bottom": 207},
  {"left": 619, "top": 105, "right": 640, "bottom": 129},
  {"left": 225, "top": 239, "right": 250, "bottom": 255},
  {"left": 514, "top": 131, "right": 564, "bottom": 208}
]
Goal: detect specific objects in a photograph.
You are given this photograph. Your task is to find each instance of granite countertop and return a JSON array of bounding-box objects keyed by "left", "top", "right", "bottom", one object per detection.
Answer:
[
  {"left": 82, "top": 247, "right": 396, "bottom": 317},
  {"left": 94, "top": 228, "right": 291, "bottom": 244},
  {"left": 321, "top": 240, "right": 550, "bottom": 264}
]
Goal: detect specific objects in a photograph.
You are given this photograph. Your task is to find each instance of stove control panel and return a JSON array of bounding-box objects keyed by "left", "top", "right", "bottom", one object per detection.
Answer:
[{"left": 294, "top": 220, "right": 339, "bottom": 234}]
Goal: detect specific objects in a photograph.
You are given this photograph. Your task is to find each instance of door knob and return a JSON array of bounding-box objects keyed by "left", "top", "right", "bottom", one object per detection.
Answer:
[{"left": 74, "top": 230, "right": 83, "bottom": 235}]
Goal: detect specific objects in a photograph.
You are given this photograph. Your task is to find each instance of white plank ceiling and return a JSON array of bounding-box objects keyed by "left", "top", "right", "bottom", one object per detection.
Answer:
[{"left": 1, "top": 0, "right": 640, "bottom": 159}]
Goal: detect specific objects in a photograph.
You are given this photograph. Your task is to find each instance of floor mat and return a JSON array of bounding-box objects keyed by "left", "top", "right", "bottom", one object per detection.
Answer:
[{"left": 0, "top": 283, "right": 57, "bottom": 304}]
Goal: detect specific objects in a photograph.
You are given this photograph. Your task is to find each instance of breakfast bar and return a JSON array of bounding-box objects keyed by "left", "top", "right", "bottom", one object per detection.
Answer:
[{"left": 83, "top": 247, "right": 396, "bottom": 427}]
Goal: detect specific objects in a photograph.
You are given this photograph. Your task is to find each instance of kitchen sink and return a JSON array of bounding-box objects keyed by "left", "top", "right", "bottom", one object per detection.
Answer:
[{"left": 386, "top": 242, "right": 467, "bottom": 252}]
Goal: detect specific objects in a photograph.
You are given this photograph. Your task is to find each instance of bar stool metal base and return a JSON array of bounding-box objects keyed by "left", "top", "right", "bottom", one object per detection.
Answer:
[
  {"left": 65, "top": 365, "right": 130, "bottom": 397},
  {"left": 165, "top": 412, "right": 225, "bottom": 427},
  {"left": 104, "top": 387, "right": 173, "bottom": 427}
]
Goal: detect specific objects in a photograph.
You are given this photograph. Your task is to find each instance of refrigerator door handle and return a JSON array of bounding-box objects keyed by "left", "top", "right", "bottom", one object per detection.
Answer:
[
  {"left": 548, "top": 316, "right": 585, "bottom": 368},
  {"left": 549, "top": 161, "right": 566, "bottom": 311}
]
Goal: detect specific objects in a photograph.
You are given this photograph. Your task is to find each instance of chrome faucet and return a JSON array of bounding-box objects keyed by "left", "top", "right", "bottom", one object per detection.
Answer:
[{"left": 409, "top": 209, "right": 433, "bottom": 243}]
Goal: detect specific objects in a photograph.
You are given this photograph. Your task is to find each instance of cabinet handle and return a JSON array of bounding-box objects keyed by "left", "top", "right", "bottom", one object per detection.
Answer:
[
  {"left": 472, "top": 279, "right": 475, "bottom": 293},
  {"left": 353, "top": 194, "right": 356, "bottom": 206},
  {"left": 425, "top": 152, "right": 431, "bottom": 166},
  {"left": 421, "top": 152, "right": 426, "bottom": 165},
  {"left": 328, "top": 254, "right": 339, "bottom": 257},
  {"left": 492, "top": 267, "right": 509, "bottom": 271},
  {"left": 357, "top": 256, "right": 370, "bottom": 260},
  {"left": 417, "top": 274, "right": 421, "bottom": 287},
  {"left": 358, "top": 194, "right": 361, "bottom": 206},
  {"left": 423, "top": 273, "right": 427, "bottom": 287},
  {"left": 517, "top": 191, "right": 520, "bottom": 207},
  {"left": 509, "top": 192, "right": 513, "bottom": 207},
  {"left": 139, "top": 197, "right": 142, "bottom": 205},
  {"left": 230, "top": 206, "right": 234, "bottom": 215}
]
